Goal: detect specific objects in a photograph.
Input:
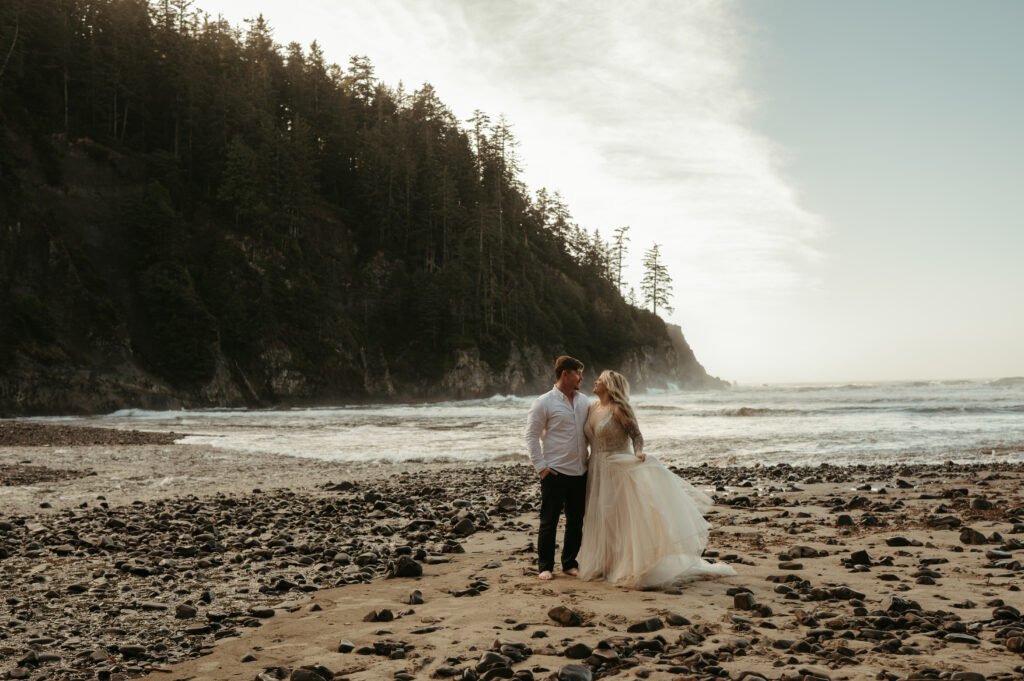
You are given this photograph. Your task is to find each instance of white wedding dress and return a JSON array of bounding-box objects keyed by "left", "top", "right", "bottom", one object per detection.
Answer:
[{"left": 577, "top": 405, "right": 736, "bottom": 587}]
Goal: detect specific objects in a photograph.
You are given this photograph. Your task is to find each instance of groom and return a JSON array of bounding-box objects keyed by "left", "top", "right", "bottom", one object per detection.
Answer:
[{"left": 525, "top": 355, "right": 589, "bottom": 580}]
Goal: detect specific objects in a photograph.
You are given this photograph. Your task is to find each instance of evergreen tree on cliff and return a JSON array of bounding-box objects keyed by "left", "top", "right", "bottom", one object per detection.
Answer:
[{"left": 641, "top": 243, "right": 674, "bottom": 316}]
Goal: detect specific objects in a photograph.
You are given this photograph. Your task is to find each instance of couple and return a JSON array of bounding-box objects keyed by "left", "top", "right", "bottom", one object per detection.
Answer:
[{"left": 525, "top": 355, "right": 735, "bottom": 587}]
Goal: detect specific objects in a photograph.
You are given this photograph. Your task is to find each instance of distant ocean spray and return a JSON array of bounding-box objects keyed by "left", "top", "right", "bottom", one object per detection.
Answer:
[{"left": 25, "top": 379, "right": 1024, "bottom": 468}]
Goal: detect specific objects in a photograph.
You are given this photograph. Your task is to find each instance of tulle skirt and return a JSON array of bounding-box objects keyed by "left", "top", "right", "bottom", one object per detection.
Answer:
[{"left": 577, "top": 449, "right": 736, "bottom": 588}]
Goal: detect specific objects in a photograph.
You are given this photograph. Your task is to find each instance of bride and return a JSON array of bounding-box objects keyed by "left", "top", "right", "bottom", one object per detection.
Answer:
[{"left": 576, "top": 370, "right": 735, "bottom": 587}]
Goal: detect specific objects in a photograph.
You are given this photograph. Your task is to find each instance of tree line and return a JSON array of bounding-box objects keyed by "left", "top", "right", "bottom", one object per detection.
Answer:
[{"left": 0, "top": 0, "right": 678, "bottom": 398}]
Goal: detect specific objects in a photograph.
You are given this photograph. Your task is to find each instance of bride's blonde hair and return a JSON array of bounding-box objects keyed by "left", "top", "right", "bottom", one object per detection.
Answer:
[{"left": 600, "top": 370, "right": 637, "bottom": 425}]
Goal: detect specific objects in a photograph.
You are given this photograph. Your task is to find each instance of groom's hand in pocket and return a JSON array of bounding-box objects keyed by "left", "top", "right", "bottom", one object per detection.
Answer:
[{"left": 539, "top": 468, "right": 558, "bottom": 479}]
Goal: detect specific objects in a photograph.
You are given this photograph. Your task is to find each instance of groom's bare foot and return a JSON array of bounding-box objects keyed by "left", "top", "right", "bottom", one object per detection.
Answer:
[
  {"left": 538, "top": 570, "right": 554, "bottom": 581},
  {"left": 564, "top": 567, "right": 579, "bottom": 577}
]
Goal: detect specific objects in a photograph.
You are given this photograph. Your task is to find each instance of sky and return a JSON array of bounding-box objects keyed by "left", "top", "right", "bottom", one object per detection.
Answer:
[{"left": 192, "top": 0, "right": 1024, "bottom": 384}]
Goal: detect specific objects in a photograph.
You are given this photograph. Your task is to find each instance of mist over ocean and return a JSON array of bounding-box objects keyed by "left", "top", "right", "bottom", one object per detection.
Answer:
[{"left": 21, "top": 379, "right": 1023, "bottom": 469}]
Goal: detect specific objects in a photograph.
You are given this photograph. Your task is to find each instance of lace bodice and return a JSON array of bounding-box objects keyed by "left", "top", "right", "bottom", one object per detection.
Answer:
[{"left": 586, "top": 406, "right": 632, "bottom": 456}]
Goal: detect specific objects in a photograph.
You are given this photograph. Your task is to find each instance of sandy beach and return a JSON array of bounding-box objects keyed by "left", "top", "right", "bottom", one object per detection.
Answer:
[{"left": 2, "top": 423, "right": 1023, "bottom": 681}]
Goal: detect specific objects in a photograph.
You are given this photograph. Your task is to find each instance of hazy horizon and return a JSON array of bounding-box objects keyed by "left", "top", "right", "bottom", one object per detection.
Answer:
[{"left": 188, "top": 0, "right": 1023, "bottom": 384}]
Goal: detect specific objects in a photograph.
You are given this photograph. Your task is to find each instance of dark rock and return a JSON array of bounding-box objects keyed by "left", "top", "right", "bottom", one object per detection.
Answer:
[
  {"left": 411, "top": 625, "right": 439, "bottom": 634},
  {"left": 337, "top": 640, "right": 355, "bottom": 653},
  {"left": 928, "top": 515, "right": 962, "bottom": 529},
  {"left": 832, "top": 585, "right": 866, "bottom": 600},
  {"left": 290, "top": 667, "right": 332, "bottom": 681},
  {"left": 118, "top": 644, "right": 147, "bottom": 659},
  {"left": 734, "top": 592, "right": 758, "bottom": 610},
  {"left": 849, "top": 550, "right": 872, "bottom": 566},
  {"left": 994, "top": 605, "right": 1021, "bottom": 621},
  {"left": 391, "top": 555, "right": 424, "bottom": 578},
  {"left": 557, "top": 664, "right": 593, "bottom": 681},
  {"left": 548, "top": 606, "right": 582, "bottom": 626},
  {"left": 495, "top": 497, "right": 518, "bottom": 512},
  {"left": 626, "top": 617, "right": 664, "bottom": 633},
  {"left": 476, "top": 651, "right": 511, "bottom": 672},
  {"left": 960, "top": 527, "right": 989, "bottom": 545},
  {"left": 452, "top": 517, "right": 477, "bottom": 537},
  {"left": 883, "top": 595, "right": 921, "bottom": 613},
  {"left": 248, "top": 607, "right": 275, "bottom": 618},
  {"left": 363, "top": 608, "right": 394, "bottom": 622},
  {"left": 271, "top": 578, "right": 298, "bottom": 591},
  {"left": 950, "top": 673, "right": 986, "bottom": 681},
  {"left": 175, "top": 603, "right": 198, "bottom": 619},
  {"left": 564, "top": 643, "right": 592, "bottom": 659},
  {"left": 402, "top": 589, "right": 424, "bottom": 605},
  {"left": 945, "top": 633, "right": 982, "bottom": 645},
  {"left": 588, "top": 648, "right": 619, "bottom": 665}
]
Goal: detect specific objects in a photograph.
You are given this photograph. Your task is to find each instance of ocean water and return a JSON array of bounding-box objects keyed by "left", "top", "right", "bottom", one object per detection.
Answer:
[{"left": 21, "top": 378, "right": 1024, "bottom": 468}]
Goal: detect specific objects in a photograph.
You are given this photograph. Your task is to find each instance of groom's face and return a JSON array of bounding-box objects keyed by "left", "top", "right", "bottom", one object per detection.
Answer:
[{"left": 563, "top": 369, "right": 583, "bottom": 391}]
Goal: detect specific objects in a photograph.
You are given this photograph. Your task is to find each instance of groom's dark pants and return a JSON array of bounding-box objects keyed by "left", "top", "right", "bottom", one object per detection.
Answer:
[{"left": 538, "top": 471, "right": 587, "bottom": 573}]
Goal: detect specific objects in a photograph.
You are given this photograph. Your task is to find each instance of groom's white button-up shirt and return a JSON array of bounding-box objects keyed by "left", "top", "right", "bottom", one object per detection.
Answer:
[{"left": 525, "top": 385, "right": 589, "bottom": 476}]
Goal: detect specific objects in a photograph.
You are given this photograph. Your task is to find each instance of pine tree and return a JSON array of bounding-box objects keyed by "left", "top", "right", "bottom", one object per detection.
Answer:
[
  {"left": 612, "top": 225, "right": 630, "bottom": 292},
  {"left": 641, "top": 243, "right": 674, "bottom": 315}
]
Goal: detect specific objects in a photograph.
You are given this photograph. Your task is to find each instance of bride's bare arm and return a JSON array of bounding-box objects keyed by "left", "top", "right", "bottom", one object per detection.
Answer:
[{"left": 614, "top": 407, "right": 645, "bottom": 461}]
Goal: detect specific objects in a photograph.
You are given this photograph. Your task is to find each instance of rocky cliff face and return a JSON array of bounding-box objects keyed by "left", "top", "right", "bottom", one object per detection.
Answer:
[
  {"left": 0, "top": 326, "right": 726, "bottom": 415},
  {"left": 420, "top": 329, "right": 727, "bottom": 400}
]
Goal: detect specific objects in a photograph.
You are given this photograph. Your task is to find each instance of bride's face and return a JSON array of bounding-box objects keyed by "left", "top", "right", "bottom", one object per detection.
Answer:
[{"left": 593, "top": 377, "right": 608, "bottom": 397}]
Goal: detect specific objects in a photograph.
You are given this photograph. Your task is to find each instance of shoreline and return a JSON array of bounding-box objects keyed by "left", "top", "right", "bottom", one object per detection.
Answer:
[{"left": 2, "top": 427, "right": 1024, "bottom": 680}]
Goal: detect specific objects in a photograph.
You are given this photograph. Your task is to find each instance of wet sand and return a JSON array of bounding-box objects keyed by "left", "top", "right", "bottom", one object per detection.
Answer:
[{"left": 1, "top": 423, "right": 1023, "bottom": 681}]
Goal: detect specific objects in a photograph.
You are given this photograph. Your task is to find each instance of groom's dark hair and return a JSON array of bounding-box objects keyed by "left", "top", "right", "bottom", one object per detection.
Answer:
[{"left": 554, "top": 355, "right": 584, "bottom": 379}]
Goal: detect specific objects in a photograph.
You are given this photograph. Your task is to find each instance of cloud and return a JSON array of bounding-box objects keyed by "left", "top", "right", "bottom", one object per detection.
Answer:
[{"left": 406, "top": 0, "right": 828, "bottom": 303}]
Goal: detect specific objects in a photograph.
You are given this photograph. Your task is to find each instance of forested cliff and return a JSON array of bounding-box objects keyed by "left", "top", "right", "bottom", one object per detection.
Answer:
[{"left": 0, "top": 0, "right": 725, "bottom": 415}]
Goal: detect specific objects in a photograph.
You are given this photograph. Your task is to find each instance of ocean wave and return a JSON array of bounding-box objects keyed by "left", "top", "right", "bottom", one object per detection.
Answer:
[
  {"left": 714, "top": 407, "right": 806, "bottom": 417},
  {"left": 990, "top": 376, "right": 1024, "bottom": 387},
  {"left": 484, "top": 394, "right": 535, "bottom": 406},
  {"left": 106, "top": 407, "right": 254, "bottom": 418},
  {"left": 692, "top": 403, "right": 1024, "bottom": 418},
  {"left": 107, "top": 408, "right": 186, "bottom": 419},
  {"left": 421, "top": 421, "right": 483, "bottom": 430},
  {"left": 907, "top": 405, "right": 1024, "bottom": 414}
]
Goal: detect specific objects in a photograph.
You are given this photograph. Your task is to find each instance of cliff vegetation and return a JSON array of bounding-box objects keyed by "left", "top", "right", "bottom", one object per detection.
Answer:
[{"left": 0, "top": 0, "right": 725, "bottom": 414}]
